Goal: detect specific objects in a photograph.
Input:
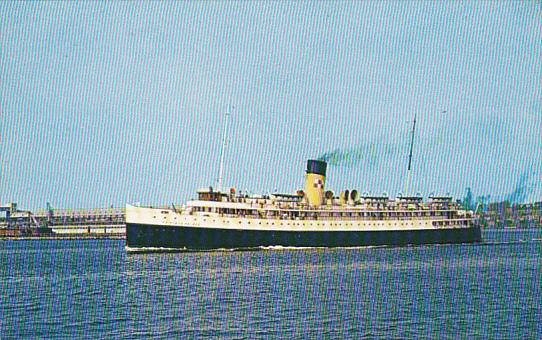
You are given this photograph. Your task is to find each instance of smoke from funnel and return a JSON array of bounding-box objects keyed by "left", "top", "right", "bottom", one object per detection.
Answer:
[{"left": 318, "top": 144, "right": 400, "bottom": 167}]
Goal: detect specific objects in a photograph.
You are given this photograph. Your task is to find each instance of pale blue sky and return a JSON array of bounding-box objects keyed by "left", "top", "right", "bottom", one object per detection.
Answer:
[{"left": 1, "top": 2, "right": 541, "bottom": 209}]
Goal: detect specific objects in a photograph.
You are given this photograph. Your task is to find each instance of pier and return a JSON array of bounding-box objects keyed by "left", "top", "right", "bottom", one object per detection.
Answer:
[{"left": 0, "top": 203, "right": 125, "bottom": 238}]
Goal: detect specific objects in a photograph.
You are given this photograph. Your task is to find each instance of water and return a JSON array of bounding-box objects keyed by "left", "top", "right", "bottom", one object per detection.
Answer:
[{"left": 1, "top": 230, "right": 541, "bottom": 339}]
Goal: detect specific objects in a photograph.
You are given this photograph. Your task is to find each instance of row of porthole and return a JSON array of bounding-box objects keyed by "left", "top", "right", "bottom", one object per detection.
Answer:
[
  {"left": 154, "top": 215, "right": 178, "bottom": 219},
  {"left": 155, "top": 216, "right": 420, "bottom": 228},
  {"left": 196, "top": 219, "right": 421, "bottom": 228}
]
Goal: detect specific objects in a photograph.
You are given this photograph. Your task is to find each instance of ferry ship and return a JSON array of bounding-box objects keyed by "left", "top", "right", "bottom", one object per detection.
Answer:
[{"left": 125, "top": 159, "right": 481, "bottom": 252}]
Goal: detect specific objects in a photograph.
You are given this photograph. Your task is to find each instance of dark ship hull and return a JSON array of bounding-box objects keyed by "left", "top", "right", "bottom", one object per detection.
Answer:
[{"left": 126, "top": 222, "right": 482, "bottom": 252}]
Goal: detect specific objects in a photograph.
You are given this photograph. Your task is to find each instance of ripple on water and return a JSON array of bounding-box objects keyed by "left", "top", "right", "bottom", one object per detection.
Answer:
[{"left": 1, "top": 231, "right": 541, "bottom": 338}]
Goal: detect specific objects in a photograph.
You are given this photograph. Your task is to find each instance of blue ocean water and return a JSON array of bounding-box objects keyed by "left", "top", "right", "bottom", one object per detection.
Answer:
[{"left": 1, "top": 230, "right": 541, "bottom": 339}]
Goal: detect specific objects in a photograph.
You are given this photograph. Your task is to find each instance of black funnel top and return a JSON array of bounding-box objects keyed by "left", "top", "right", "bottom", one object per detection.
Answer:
[{"left": 307, "top": 159, "right": 327, "bottom": 176}]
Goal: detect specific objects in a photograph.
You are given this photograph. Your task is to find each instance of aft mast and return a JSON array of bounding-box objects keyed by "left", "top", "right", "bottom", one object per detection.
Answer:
[{"left": 404, "top": 114, "right": 417, "bottom": 196}]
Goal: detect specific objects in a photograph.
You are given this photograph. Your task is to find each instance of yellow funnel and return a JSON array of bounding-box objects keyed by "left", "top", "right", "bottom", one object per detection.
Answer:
[{"left": 304, "top": 160, "right": 327, "bottom": 207}]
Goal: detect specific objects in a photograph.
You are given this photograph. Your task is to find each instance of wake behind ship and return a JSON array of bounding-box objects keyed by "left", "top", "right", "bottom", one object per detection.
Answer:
[{"left": 125, "top": 160, "right": 481, "bottom": 252}]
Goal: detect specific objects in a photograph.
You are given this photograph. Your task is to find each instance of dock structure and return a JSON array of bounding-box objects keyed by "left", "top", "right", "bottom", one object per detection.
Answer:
[
  {"left": 0, "top": 203, "right": 54, "bottom": 237},
  {"left": 1, "top": 203, "right": 126, "bottom": 237},
  {"left": 35, "top": 206, "right": 126, "bottom": 235}
]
